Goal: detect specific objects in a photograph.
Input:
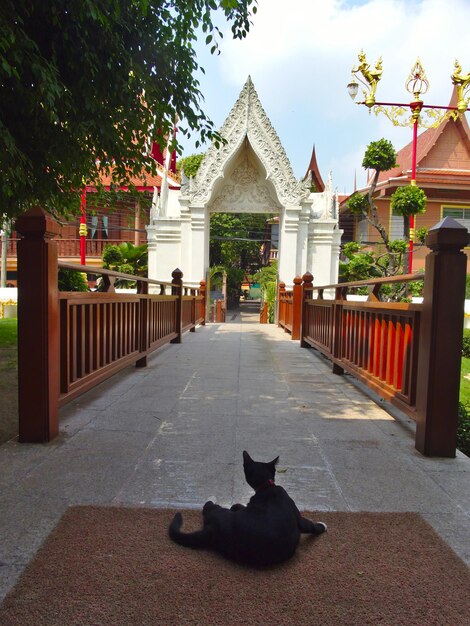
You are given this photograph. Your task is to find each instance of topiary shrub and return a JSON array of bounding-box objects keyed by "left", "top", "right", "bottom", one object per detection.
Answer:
[
  {"left": 457, "top": 403, "right": 470, "bottom": 457},
  {"left": 463, "top": 329, "right": 470, "bottom": 358},
  {"left": 58, "top": 268, "right": 89, "bottom": 292}
]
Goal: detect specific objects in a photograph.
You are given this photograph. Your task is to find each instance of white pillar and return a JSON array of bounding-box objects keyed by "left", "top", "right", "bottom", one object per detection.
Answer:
[
  {"left": 296, "top": 208, "right": 310, "bottom": 278},
  {"left": 307, "top": 220, "right": 343, "bottom": 287},
  {"left": 146, "top": 218, "right": 182, "bottom": 288},
  {"left": 279, "top": 207, "right": 300, "bottom": 287}
]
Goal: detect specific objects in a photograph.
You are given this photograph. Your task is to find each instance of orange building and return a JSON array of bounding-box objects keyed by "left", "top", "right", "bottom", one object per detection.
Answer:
[
  {"left": 340, "top": 90, "right": 470, "bottom": 272},
  {"left": 5, "top": 163, "right": 180, "bottom": 284}
]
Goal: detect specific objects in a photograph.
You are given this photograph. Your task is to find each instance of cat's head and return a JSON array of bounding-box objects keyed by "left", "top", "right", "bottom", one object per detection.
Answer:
[{"left": 242, "top": 450, "right": 279, "bottom": 490}]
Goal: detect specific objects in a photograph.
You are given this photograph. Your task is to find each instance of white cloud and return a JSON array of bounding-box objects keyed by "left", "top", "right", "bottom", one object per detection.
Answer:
[{"left": 181, "top": 0, "right": 470, "bottom": 192}]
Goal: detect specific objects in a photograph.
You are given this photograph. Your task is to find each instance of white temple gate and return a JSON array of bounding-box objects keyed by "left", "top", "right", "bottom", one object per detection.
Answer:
[{"left": 147, "top": 77, "right": 342, "bottom": 289}]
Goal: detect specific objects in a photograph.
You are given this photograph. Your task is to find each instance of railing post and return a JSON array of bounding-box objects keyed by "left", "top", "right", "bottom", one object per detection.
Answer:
[
  {"left": 260, "top": 303, "right": 268, "bottom": 324},
  {"left": 300, "top": 272, "right": 313, "bottom": 348},
  {"left": 278, "top": 282, "right": 286, "bottom": 328},
  {"left": 190, "top": 289, "right": 196, "bottom": 332},
  {"left": 291, "top": 276, "right": 302, "bottom": 340},
  {"left": 199, "top": 280, "right": 206, "bottom": 325},
  {"left": 136, "top": 280, "right": 148, "bottom": 367},
  {"left": 332, "top": 286, "right": 345, "bottom": 376},
  {"left": 171, "top": 268, "right": 183, "bottom": 343},
  {"left": 15, "top": 207, "right": 60, "bottom": 442},
  {"left": 415, "top": 217, "right": 469, "bottom": 457}
]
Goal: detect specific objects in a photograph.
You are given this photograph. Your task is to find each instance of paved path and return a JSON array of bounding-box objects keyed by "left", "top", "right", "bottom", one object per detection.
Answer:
[{"left": 0, "top": 303, "right": 469, "bottom": 600}]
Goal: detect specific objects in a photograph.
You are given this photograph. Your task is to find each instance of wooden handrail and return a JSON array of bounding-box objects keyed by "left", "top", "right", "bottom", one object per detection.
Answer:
[
  {"left": 58, "top": 261, "right": 175, "bottom": 289},
  {"left": 15, "top": 207, "right": 206, "bottom": 443},
  {"left": 298, "top": 219, "right": 469, "bottom": 457},
  {"left": 310, "top": 272, "right": 425, "bottom": 292}
]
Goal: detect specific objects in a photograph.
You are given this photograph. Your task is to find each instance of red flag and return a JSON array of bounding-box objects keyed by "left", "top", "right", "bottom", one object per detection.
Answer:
[
  {"left": 169, "top": 123, "right": 177, "bottom": 174},
  {"left": 150, "top": 131, "right": 165, "bottom": 165}
]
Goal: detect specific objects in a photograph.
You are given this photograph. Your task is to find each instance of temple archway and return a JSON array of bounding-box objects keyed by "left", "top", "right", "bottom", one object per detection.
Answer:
[{"left": 147, "top": 77, "right": 342, "bottom": 289}]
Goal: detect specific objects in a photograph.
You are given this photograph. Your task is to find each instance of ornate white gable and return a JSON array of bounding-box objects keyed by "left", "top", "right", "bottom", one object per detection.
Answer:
[{"left": 185, "top": 77, "right": 302, "bottom": 206}]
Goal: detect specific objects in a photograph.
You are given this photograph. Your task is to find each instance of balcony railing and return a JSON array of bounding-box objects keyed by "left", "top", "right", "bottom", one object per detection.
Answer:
[{"left": 8, "top": 238, "right": 125, "bottom": 259}]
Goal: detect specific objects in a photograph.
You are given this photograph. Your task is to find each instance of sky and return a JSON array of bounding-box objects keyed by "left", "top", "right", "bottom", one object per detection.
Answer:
[{"left": 178, "top": 0, "right": 470, "bottom": 195}]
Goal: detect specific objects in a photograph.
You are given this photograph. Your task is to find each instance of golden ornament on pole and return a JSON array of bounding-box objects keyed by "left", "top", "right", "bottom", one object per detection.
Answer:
[{"left": 347, "top": 52, "right": 469, "bottom": 273}]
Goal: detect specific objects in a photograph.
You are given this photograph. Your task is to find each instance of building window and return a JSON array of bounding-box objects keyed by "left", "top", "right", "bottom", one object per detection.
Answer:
[
  {"left": 390, "top": 209, "right": 404, "bottom": 241},
  {"left": 356, "top": 216, "right": 368, "bottom": 243},
  {"left": 442, "top": 206, "right": 470, "bottom": 231}
]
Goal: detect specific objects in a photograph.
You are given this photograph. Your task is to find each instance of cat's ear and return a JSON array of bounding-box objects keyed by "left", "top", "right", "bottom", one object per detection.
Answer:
[
  {"left": 243, "top": 451, "right": 252, "bottom": 463},
  {"left": 270, "top": 456, "right": 280, "bottom": 467}
]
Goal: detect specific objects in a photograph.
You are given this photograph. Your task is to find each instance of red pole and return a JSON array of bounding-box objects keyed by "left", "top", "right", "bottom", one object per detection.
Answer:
[
  {"left": 79, "top": 188, "right": 87, "bottom": 265},
  {"left": 408, "top": 101, "right": 422, "bottom": 273}
]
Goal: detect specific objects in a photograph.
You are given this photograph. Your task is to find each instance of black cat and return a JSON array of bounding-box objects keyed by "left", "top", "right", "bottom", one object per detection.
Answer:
[{"left": 168, "top": 451, "right": 327, "bottom": 566}]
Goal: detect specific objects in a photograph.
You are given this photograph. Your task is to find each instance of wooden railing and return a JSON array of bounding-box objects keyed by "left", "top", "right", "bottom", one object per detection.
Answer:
[
  {"left": 259, "top": 302, "right": 268, "bottom": 324},
  {"left": 300, "top": 273, "right": 423, "bottom": 410},
  {"left": 278, "top": 277, "right": 302, "bottom": 339},
  {"left": 15, "top": 207, "right": 206, "bottom": 443},
  {"left": 297, "top": 217, "right": 469, "bottom": 457}
]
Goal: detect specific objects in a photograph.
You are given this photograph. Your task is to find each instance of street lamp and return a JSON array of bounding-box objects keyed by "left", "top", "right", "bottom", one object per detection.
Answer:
[{"left": 347, "top": 51, "right": 469, "bottom": 271}]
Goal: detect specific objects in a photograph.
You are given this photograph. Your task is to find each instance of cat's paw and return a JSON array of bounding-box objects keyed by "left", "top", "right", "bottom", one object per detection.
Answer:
[
  {"left": 230, "top": 503, "right": 245, "bottom": 512},
  {"left": 315, "top": 522, "right": 327, "bottom": 534}
]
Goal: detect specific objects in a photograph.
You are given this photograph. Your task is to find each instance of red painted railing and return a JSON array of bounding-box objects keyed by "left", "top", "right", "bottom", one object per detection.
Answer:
[
  {"left": 259, "top": 302, "right": 268, "bottom": 324},
  {"left": 15, "top": 207, "right": 206, "bottom": 442},
  {"left": 300, "top": 274, "right": 422, "bottom": 410},
  {"left": 277, "top": 277, "right": 302, "bottom": 339},
  {"left": 298, "top": 218, "right": 469, "bottom": 457}
]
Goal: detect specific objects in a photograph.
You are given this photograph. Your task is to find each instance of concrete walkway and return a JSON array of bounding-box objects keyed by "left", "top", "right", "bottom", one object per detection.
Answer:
[{"left": 1, "top": 302, "right": 469, "bottom": 600}]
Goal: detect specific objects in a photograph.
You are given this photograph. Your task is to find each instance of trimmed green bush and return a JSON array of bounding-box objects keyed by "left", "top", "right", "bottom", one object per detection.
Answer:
[
  {"left": 58, "top": 268, "right": 89, "bottom": 292},
  {"left": 463, "top": 329, "right": 470, "bottom": 358},
  {"left": 457, "top": 403, "right": 470, "bottom": 457}
]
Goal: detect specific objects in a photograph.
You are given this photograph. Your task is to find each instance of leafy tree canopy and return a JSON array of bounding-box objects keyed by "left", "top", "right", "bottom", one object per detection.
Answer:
[
  {"left": 177, "top": 153, "right": 205, "bottom": 178},
  {"left": 362, "top": 138, "right": 398, "bottom": 172},
  {"left": 0, "top": 1, "right": 256, "bottom": 219},
  {"left": 347, "top": 191, "right": 369, "bottom": 216},
  {"left": 390, "top": 184, "right": 427, "bottom": 217},
  {"left": 210, "top": 212, "right": 270, "bottom": 271},
  {"left": 253, "top": 260, "right": 277, "bottom": 290}
]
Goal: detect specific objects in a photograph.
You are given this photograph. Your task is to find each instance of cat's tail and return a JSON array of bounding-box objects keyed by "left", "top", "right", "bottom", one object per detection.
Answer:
[{"left": 169, "top": 512, "right": 211, "bottom": 549}]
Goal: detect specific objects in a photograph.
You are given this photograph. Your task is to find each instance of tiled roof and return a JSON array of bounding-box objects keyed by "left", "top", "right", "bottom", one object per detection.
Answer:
[
  {"left": 303, "top": 145, "right": 325, "bottom": 192},
  {"left": 370, "top": 87, "right": 469, "bottom": 182},
  {"left": 376, "top": 125, "right": 445, "bottom": 183},
  {"left": 88, "top": 167, "right": 180, "bottom": 191}
]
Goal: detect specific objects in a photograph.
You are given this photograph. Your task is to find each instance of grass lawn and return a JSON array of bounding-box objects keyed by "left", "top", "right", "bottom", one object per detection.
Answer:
[
  {"left": 0, "top": 318, "right": 18, "bottom": 345},
  {"left": 459, "top": 357, "right": 470, "bottom": 405},
  {"left": 0, "top": 317, "right": 18, "bottom": 443}
]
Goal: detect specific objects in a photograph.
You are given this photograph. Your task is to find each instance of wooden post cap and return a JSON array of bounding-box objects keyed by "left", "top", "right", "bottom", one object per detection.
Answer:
[
  {"left": 426, "top": 217, "right": 469, "bottom": 251},
  {"left": 15, "top": 206, "right": 60, "bottom": 240},
  {"left": 172, "top": 268, "right": 183, "bottom": 281}
]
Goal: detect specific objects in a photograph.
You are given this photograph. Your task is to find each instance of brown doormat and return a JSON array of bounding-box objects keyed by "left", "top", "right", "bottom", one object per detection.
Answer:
[{"left": 1, "top": 506, "right": 469, "bottom": 625}]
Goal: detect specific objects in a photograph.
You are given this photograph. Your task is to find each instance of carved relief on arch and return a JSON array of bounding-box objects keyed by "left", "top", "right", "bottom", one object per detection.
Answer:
[
  {"left": 245, "top": 99, "right": 301, "bottom": 206},
  {"left": 187, "top": 77, "right": 301, "bottom": 207},
  {"left": 209, "top": 155, "right": 281, "bottom": 214}
]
